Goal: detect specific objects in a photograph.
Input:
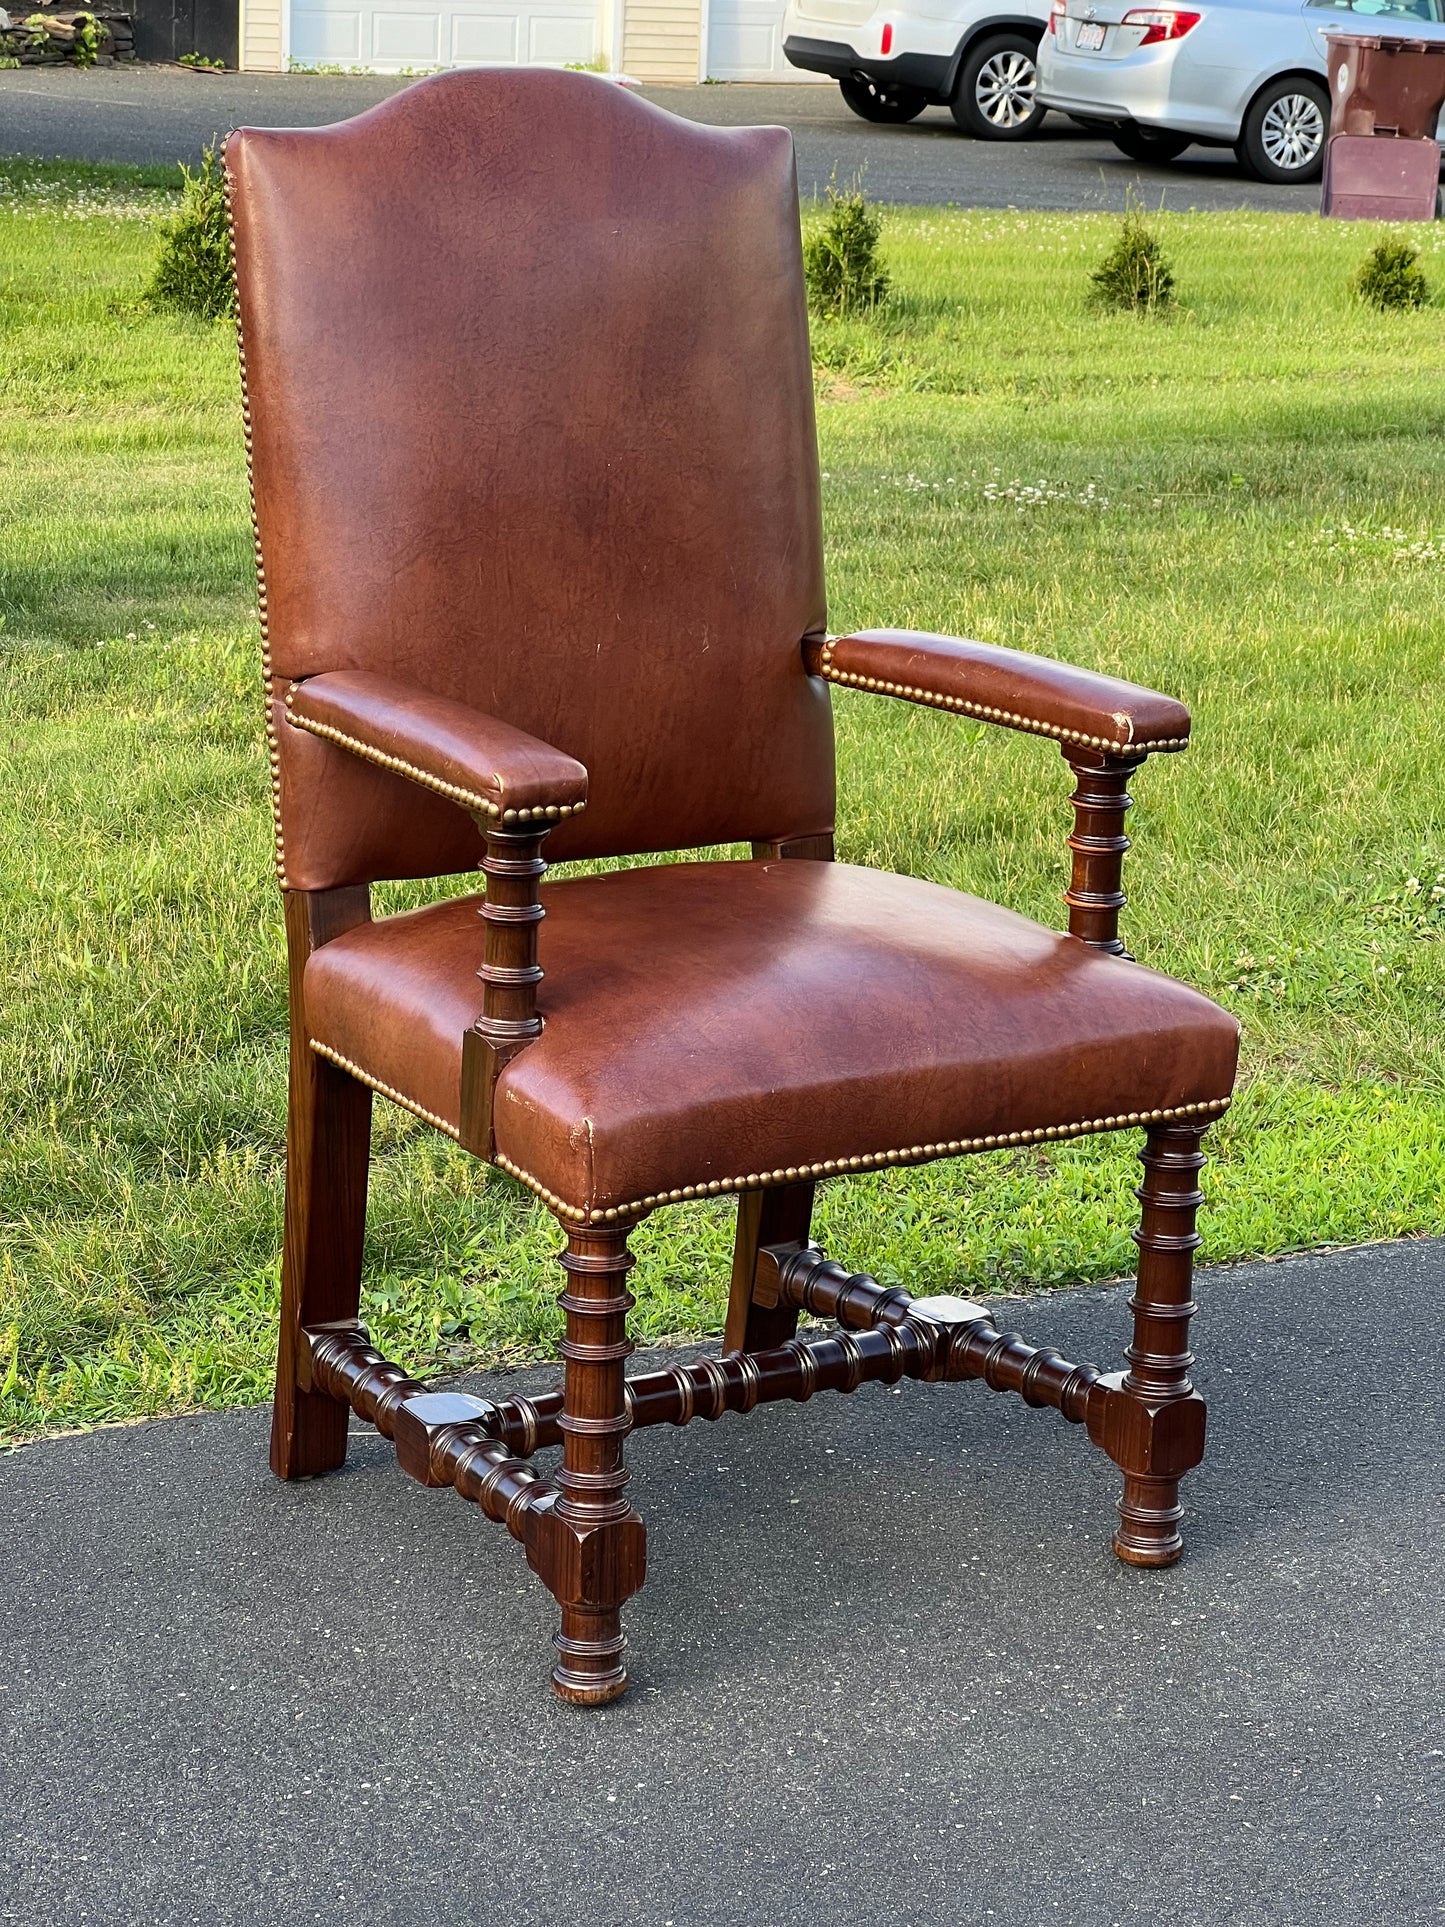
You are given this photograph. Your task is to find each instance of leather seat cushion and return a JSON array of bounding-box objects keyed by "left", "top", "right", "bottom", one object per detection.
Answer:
[{"left": 304, "top": 860, "right": 1239, "bottom": 1220}]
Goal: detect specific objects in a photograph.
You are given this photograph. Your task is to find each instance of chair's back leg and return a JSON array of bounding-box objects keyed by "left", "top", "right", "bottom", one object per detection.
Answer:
[
  {"left": 271, "top": 888, "right": 373, "bottom": 1480},
  {"left": 723, "top": 832, "right": 833, "bottom": 1354},
  {"left": 723, "top": 1181, "right": 817, "bottom": 1354}
]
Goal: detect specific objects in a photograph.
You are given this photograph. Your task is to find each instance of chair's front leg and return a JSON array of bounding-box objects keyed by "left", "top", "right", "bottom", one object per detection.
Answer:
[
  {"left": 1091, "top": 1121, "right": 1210, "bottom": 1565},
  {"left": 526, "top": 1220, "right": 648, "bottom": 1704}
]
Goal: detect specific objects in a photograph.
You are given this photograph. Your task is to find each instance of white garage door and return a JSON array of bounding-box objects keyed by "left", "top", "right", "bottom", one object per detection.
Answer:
[
  {"left": 289, "top": 0, "right": 601, "bottom": 70},
  {"left": 706, "top": 0, "right": 825, "bottom": 79}
]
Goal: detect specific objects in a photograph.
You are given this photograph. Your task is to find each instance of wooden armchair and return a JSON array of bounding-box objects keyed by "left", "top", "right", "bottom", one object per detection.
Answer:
[{"left": 224, "top": 71, "right": 1239, "bottom": 1706}]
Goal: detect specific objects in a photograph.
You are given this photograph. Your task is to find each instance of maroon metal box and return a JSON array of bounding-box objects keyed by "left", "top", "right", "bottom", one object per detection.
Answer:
[{"left": 1322, "top": 130, "right": 1442, "bottom": 219}]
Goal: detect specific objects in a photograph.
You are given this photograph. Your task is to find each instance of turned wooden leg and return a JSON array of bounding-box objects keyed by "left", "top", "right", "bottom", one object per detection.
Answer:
[
  {"left": 1091, "top": 1122, "right": 1209, "bottom": 1566},
  {"left": 722, "top": 1181, "right": 817, "bottom": 1354},
  {"left": 525, "top": 1220, "right": 647, "bottom": 1705},
  {"left": 271, "top": 887, "right": 372, "bottom": 1481}
]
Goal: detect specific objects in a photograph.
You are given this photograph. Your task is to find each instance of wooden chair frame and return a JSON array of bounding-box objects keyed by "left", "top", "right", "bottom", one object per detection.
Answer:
[{"left": 274, "top": 740, "right": 1218, "bottom": 1705}]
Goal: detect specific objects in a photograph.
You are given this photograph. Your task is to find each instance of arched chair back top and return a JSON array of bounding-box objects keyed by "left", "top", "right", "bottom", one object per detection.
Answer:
[{"left": 225, "top": 70, "right": 835, "bottom": 892}]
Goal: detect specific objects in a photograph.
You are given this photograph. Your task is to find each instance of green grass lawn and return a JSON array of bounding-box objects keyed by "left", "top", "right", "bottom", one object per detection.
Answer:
[{"left": 4, "top": 157, "right": 1445, "bottom": 1442}]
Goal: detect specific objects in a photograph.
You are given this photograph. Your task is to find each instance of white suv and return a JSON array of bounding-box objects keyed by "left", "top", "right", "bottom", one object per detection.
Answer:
[{"left": 782, "top": 0, "right": 1055, "bottom": 138}]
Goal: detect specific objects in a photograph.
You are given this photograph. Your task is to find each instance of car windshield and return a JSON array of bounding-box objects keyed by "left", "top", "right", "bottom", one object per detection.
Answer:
[{"left": 1306, "top": 0, "right": 1444, "bottom": 19}]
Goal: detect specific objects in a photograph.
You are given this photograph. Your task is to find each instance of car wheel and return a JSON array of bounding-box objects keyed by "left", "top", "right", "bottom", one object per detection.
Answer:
[
  {"left": 1110, "top": 124, "right": 1194, "bottom": 164},
  {"left": 950, "top": 32, "right": 1046, "bottom": 141},
  {"left": 839, "top": 75, "right": 929, "bottom": 124},
  {"left": 1235, "top": 76, "right": 1329, "bottom": 184}
]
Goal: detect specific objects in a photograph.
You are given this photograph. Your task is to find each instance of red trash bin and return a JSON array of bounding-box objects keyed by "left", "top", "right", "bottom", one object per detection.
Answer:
[{"left": 1322, "top": 31, "right": 1445, "bottom": 219}]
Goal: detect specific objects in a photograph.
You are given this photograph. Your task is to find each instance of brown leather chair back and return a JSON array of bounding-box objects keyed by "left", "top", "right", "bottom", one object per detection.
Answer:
[{"left": 226, "top": 71, "right": 836, "bottom": 892}]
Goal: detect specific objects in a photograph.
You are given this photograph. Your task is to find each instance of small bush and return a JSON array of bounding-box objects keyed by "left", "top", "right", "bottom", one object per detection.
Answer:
[
  {"left": 70, "top": 12, "right": 101, "bottom": 64},
  {"left": 804, "top": 176, "right": 889, "bottom": 318},
  {"left": 145, "top": 141, "right": 234, "bottom": 322},
  {"left": 1352, "top": 238, "right": 1430, "bottom": 313},
  {"left": 1090, "top": 202, "right": 1174, "bottom": 315}
]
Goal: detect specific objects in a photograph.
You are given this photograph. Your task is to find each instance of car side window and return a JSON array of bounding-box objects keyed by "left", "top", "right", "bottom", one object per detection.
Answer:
[{"left": 1305, "top": 0, "right": 1444, "bottom": 20}]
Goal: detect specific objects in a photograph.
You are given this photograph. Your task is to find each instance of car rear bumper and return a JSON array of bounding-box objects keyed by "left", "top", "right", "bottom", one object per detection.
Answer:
[
  {"left": 783, "top": 34, "right": 955, "bottom": 97},
  {"left": 1037, "top": 45, "right": 1239, "bottom": 138}
]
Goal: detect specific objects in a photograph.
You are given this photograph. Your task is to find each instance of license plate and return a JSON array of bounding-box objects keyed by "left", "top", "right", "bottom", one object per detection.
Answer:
[{"left": 1077, "top": 21, "right": 1106, "bottom": 48}]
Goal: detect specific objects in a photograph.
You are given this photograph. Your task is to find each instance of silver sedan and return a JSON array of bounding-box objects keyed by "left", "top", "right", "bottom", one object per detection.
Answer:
[{"left": 1038, "top": 0, "right": 1445, "bottom": 183}]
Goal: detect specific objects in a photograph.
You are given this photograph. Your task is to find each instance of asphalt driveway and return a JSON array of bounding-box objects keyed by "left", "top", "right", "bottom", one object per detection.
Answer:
[
  {"left": 2, "top": 1237, "right": 1441, "bottom": 1925},
  {"left": 0, "top": 66, "right": 1324, "bottom": 211}
]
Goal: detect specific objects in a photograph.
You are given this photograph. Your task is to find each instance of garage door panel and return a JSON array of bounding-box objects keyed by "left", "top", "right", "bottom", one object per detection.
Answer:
[
  {"left": 297, "top": 0, "right": 599, "bottom": 70},
  {"left": 708, "top": 0, "right": 828, "bottom": 79},
  {"left": 452, "top": 10, "right": 518, "bottom": 58},
  {"left": 291, "top": 6, "right": 363, "bottom": 59},
  {"left": 372, "top": 8, "right": 441, "bottom": 57},
  {"left": 527, "top": 11, "right": 594, "bottom": 59}
]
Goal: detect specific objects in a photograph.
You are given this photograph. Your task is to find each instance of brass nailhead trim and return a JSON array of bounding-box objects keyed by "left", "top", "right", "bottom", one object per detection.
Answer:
[
  {"left": 223, "top": 145, "right": 289, "bottom": 889},
  {"left": 817, "top": 638, "right": 1189, "bottom": 755},
  {"left": 309, "top": 1041, "right": 462, "bottom": 1140},
  {"left": 284, "top": 690, "right": 584, "bottom": 825},
  {"left": 494, "top": 1097, "right": 1232, "bottom": 1226}
]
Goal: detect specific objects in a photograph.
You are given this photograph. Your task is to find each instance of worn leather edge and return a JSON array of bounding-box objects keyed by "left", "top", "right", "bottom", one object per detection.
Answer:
[
  {"left": 311, "top": 1039, "right": 1231, "bottom": 1225},
  {"left": 310, "top": 1041, "right": 463, "bottom": 1139},
  {"left": 492, "top": 1096, "right": 1232, "bottom": 1222},
  {"left": 817, "top": 636, "right": 1190, "bottom": 755},
  {"left": 284, "top": 695, "right": 588, "bottom": 826}
]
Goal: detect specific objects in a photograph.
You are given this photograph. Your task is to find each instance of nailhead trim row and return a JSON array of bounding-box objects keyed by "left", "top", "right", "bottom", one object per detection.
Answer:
[
  {"left": 495, "top": 1097, "right": 1232, "bottom": 1226},
  {"left": 284, "top": 689, "right": 586, "bottom": 825},
  {"left": 309, "top": 1041, "right": 462, "bottom": 1140},
  {"left": 313, "top": 1037, "right": 1229, "bottom": 1221},
  {"left": 223, "top": 146, "right": 290, "bottom": 889},
  {"left": 817, "top": 637, "right": 1190, "bottom": 755}
]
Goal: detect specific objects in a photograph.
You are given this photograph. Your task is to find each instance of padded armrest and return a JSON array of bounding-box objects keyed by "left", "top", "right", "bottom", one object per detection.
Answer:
[
  {"left": 285, "top": 671, "right": 589, "bottom": 824},
  {"left": 806, "top": 630, "right": 1191, "bottom": 756}
]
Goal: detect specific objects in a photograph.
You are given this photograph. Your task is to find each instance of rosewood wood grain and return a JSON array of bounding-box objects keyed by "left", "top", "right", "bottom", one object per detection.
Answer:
[
  {"left": 271, "top": 886, "right": 373, "bottom": 1480},
  {"left": 527, "top": 1222, "right": 647, "bottom": 1706},
  {"left": 460, "top": 822, "right": 550, "bottom": 1156},
  {"left": 300, "top": 1292, "right": 1099, "bottom": 1455},
  {"left": 765, "top": 1246, "right": 1109, "bottom": 1426},
  {"left": 1088, "top": 1122, "right": 1209, "bottom": 1566},
  {"left": 1062, "top": 748, "right": 1147, "bottom": 956},
  {"left": 303, "top": 1325, "right": 553, "bottom": 1535}
]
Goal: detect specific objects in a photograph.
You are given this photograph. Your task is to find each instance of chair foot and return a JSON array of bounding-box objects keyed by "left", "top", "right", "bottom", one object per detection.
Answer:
[
  {"left": 552, "top": 1607, "right": 630, "bottom": 1705},
  {"left": 1113, "top": 1474, "right": 1185, "bottom": 1567}
]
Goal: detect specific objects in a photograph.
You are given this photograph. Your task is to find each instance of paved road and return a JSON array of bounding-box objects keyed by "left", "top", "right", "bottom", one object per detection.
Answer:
[
  {"left": 2, "top": 1238, "right": 1440, "bottom": 1925},
  {"left": 0, "top": 67, "right": 1322, "bottom": 211}
]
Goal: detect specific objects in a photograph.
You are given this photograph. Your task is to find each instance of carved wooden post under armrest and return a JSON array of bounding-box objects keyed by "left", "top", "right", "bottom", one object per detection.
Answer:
[
  {"left": 460, "top": 821, "right": 551, "bottom": 1157},
  {"left": 1062, "top": 747, "right": 1147, "bottom": 957}
]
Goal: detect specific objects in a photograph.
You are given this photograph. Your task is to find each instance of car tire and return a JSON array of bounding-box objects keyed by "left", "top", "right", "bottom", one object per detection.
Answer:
[
  {"left": 1235, "top": 76, "right": 1330, "bottom": 184},
  {"left": 949, "top": 32, "right": 1047, "bottom": 141},
  {"left": 1110, "top": 123, "right": 1195, "bottom": 164},
  {"left": 839, "top": 75, "right": 929, "bottom": 124}
]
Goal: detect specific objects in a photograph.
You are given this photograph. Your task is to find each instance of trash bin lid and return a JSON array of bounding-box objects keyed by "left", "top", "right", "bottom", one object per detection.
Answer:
[{"left": 1324, "top": 31, "right": 1445, "bottom": 51}]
